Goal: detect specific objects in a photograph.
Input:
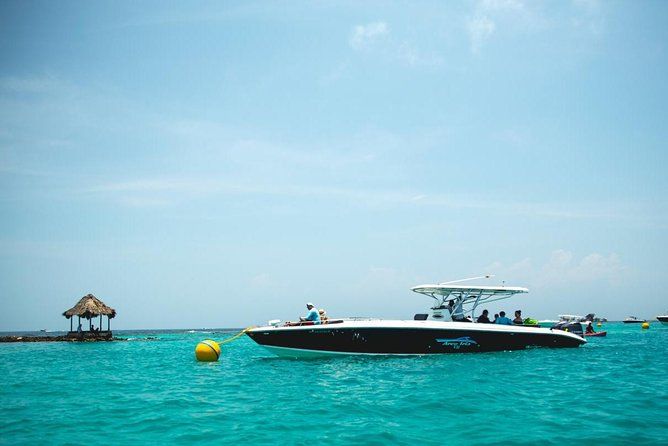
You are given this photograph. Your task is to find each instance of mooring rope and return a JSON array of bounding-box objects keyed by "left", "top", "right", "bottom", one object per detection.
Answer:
[{"left": 218, "top": 326, "right": 254, "bottom": 345}]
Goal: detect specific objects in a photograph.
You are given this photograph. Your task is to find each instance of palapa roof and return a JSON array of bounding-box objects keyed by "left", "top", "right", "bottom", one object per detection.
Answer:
[{"left": 63, "top": 294, "right": 117, "bottom": 319}]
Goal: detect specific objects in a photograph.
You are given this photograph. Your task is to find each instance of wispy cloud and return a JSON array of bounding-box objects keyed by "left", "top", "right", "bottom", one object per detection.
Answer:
[
  {"left": 349, "top": 21, "right": 389, "bottom": 51},
  {"left": 82, "top": 173, "right": 653, "bottom": 224},
  {"left": 467, "top": 16, "right": 496, "bottom": 54},
  {"left": 467, "top": 0, "right": 527, "bottom": 53},
  {"left": 349, "top": 21, "right": 443, "bottom": 68},
  {"left": 484, "top": 249, "right": 628, "bottom": 288},
  {"left": 466, "top": 0, "right": 605, "bottom": 53}
]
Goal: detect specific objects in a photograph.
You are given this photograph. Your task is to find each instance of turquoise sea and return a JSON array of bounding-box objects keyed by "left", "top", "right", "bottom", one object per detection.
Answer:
[{"left": 1, "top": 323, "right": 667, "bottom": 445}]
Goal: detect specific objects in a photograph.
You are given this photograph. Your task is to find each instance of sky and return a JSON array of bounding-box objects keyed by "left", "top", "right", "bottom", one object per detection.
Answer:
[{"left": 1, "top": 0, "right": 667, "bottom": 330}]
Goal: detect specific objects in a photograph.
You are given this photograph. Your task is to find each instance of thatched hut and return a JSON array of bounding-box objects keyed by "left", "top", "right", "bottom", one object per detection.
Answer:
[{"left": 63, "top": 294, "right": 116, "bottom": 336}]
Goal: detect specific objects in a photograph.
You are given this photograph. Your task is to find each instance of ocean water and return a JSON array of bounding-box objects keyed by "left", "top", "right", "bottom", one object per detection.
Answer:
[{"left": 1, "top": 323, "right": 667, "bottom": 445}]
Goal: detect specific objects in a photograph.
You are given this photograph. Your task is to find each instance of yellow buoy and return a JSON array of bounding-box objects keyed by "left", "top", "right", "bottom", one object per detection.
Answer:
[
  {"left": 596, "top": 322, "right": 602, "bottom": 327},
  {"left": 195, "top": 340, "right": 221, "bottom": 362},
  {"left": 642, "top": 322, "right": 650, "bottom": 330}
]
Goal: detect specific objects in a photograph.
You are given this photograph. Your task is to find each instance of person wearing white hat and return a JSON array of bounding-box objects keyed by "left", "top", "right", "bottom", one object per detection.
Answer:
[{"left": 299, "top": 302, "right": 321, "bottom": 324}]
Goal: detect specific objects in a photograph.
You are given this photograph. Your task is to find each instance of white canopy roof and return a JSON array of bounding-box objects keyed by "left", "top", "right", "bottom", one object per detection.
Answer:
[{"left": 411, "top": 284, "right": 529, "bottom": 298}]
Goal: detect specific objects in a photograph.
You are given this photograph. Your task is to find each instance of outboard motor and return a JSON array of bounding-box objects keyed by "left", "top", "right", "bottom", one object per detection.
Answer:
[{"left": 552, "top": 321, "right": 584, "bottom": 337}]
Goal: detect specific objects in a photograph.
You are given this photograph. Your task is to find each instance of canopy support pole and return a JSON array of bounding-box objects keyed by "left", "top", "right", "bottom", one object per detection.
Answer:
[
  {"left": 70, "top": 318, "right": 73, "bottom": 332},
  {"left": 470, "top": 292, "right": 483, "bottom": 320}
]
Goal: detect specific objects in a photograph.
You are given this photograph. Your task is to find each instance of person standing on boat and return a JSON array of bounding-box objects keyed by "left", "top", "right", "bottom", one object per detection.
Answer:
[
  {"left": 300, "top": 303, "right": 321, "bottom": 324},
  {"left": 446, "top": 299, "right": 466, "bottom": 321},
  {"left": 495, "top": 311, "right": 512, "bottom": 325}
]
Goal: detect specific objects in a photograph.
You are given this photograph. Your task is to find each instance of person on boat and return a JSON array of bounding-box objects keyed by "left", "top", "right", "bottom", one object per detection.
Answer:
[
  {"left": 492, "top": 313, "right": 499, "bottom": 323},
  {"left": 476, "top": 309, "right": 492, "bottom": 323},
  {"left": 585, "top": 322, "right": 595, "bottom": 334},
  {"left": 451, "top": 299, "right": 468, "bottom": 321},
  {"left": 299, "top": 303, "right": 321, "bottom": 324},
  {"left": 513, "top": 310, "right": 524, "bottom": 325},
  {"left": 495, "top": 311, "right": 512, "bottom": 325}
]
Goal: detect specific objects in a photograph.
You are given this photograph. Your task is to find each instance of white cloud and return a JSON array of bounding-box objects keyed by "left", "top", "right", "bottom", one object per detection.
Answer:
[
  {"left": 466, "top": 0, "right": 523, "bottom": 53},
  {"left": 466, "top": 0, "right": 554, "bottom": 53},
  {"left": 349, "top": 21, "right": 443, "bottom": 68},
  {"left": 485, "top": 249, "right": 628, "bottom": 289},
  {"left": 349, "top": 21, "right": 389, "bottom": 51},
  {"left": 467, "top": 16, "right": 496, "bottom": 53},
  {"left": 548, "top": 250, "right": 626, "bottom": 284}
]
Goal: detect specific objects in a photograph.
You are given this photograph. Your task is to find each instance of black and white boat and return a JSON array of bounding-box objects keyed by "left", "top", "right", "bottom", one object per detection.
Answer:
[
  {"left": 246, "top": 278, "right": 586, "bottom": 357},
  {"left": 656, "top": 315, "right": 668, "bottom": 326},
  {"left": 623, "top": 316, "right": 646, "bottom": 324}
]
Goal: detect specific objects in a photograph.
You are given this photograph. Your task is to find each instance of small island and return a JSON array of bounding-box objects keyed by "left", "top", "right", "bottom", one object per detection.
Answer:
[{"left": 0, "top": 294, "right": 118, "bottom": 343}]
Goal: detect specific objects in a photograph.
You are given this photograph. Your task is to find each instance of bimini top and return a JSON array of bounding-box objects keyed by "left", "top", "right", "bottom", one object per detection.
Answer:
[{"left": 411, "top": 284, "right": 529, "bottom": 299}]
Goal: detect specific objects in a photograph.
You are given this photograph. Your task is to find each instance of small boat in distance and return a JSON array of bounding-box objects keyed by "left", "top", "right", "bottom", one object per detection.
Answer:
[
  {"left": 246, "top": 276, "right": 586, "bottom": 357},
  {"left": 656, "top": 315, "right": 668, "bottom": 326},
  {"left": 539, "top": 313, "right": 599, "bottom": 327},
  {"left": 623, "top": 316, "right": 646, "bottom": 324}
]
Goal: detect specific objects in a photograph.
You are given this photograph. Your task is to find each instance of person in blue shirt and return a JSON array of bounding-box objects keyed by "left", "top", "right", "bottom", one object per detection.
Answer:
[
  {"left": 495, "top": 311, "right": 513, "bottom": 325},
  {"left": 300, "top": 303, "right": 321, "bottom": 324}
]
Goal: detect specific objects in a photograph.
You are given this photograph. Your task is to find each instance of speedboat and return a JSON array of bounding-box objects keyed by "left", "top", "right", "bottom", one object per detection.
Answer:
[
  {"left": 558, "top": 314, "right": 596, "bottom": 323},
  {"left": 656, "top": 315, "right": 668, "bottom": 326},
  {"left": 246, "top": 278, "right": 586, "bottom": 357},
  {"left": 623, "top": 316, "right": 646, "bottom": 324},
  {"left": 539, "top": 314, "right": 598, "bottom": 327}
]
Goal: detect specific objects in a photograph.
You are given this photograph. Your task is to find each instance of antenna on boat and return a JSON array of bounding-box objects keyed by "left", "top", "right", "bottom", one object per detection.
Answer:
[{"left": 439, "top": 274, "right": 495, "bottom": 285}]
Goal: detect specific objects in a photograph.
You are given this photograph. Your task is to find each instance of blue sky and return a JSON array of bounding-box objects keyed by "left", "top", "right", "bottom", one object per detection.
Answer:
[{"left": 1, "top": 0, "right": 667, "bottom": 330}]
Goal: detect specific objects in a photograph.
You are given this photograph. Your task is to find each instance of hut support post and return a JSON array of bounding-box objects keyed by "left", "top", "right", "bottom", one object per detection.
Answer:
[
  {"left": 70, "top": 318, "right": 72, "bottom": 332},
  {"left": 99, "top": 314, "right": 102, "bottom": 331}
]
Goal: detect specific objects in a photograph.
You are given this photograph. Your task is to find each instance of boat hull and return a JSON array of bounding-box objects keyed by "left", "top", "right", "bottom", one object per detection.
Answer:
[
  {"left": 657, "top": 316, "right": 668, "bottom": 326},
  {"left": 584, "top": 331, "right": 607, "bottom": 337},
  {"left": 247, "top": 321, "right": 586, "bottom": 356}
]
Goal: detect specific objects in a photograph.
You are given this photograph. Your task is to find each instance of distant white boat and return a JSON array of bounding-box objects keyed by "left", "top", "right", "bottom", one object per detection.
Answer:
[{"left": 623, "top": 316, "right": 646, "bottom": 324}]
